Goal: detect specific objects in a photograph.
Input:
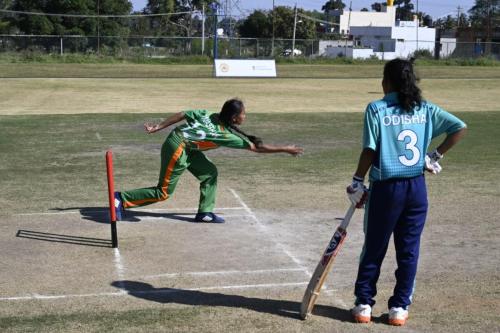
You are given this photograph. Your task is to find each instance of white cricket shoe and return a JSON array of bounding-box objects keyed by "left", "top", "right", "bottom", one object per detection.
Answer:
[
  {"left": 351, "top": 304, "right": 371, "bottom": 323},
  {"left": 388, "top": 307, "right": 409, "bottom": 326}
]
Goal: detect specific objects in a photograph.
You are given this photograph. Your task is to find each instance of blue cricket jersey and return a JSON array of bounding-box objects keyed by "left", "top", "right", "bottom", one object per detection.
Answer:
[{"left": 363, "top": 92, "right": 466, "bottom": 181}]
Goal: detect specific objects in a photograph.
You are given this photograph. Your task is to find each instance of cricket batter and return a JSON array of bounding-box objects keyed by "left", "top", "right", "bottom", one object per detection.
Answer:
[
  {"left": 347, "top": 58, "right": 467, "bottom": 326},
  {"left": 114, "top": 98, "right": 302, "bottom": 223}
]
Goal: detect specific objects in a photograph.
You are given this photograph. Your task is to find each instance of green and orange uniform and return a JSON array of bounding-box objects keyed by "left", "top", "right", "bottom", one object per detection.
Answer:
[{"left": 119, "top": 109, "right": 251, "bottom": 213}]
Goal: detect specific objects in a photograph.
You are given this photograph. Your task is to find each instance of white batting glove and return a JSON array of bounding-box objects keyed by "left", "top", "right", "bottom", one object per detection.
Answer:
[
  {"left": 346, "top": 176, "right": 368, "bottom": 208},
  {"left": 425, "top": 149, "right": 443, "bottom": 174}
]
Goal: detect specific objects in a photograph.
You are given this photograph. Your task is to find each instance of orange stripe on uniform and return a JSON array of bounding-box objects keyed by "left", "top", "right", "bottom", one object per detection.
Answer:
[
  {"left": 124, "top": 198, "right": 161, "bottom": 207},
  {"left": 160, "top": 142, "right": 186, "bottom": 193},
  {"left": 193, "top": 141, "right": 218, "bottom": 150},
  {"left": 126, "top": 142, "right": 185, "bottom": 207}
]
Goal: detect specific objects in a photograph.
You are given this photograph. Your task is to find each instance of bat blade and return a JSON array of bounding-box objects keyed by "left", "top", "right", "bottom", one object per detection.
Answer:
[{"left": 300, "top": 205, "right": 355, "bottom": 320}]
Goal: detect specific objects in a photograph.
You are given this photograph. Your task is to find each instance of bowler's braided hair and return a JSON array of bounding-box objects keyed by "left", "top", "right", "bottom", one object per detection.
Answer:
[
  {"left": 384, "top": 58, "right": 422, "bottom": 112},
  {"left": 219, "top": 98, "right": 263, "bottom": 148}
]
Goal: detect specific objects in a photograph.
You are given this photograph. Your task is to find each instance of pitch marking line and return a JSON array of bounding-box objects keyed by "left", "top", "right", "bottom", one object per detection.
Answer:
[
  {"left": 229, "top": 188, "right": 348, "bottom": 307},
  {"left": 143, "top": 267, "right": 305, "bottom": 279},
  {"left": 15, "top": 206, "right": 245, "bottom": 216},
  {"left": 229, "top": 188, "right": 311, "bottom": 277},
  {"left": 132, "top": 213, "right": 252, "bottom": 222},
  {"left": 113, "top": 248, "right": 127, "bottom": 294},
  {"left": 0, "top": 282, "right": 309, "bottom": 301}
]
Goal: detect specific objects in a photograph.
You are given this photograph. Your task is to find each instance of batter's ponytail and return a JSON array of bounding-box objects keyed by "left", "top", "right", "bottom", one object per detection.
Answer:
[
  {"left": 384, "top": 58, "right": 422, "bottom": 112},
  {"left": 219, "top": 98, "right": 263, "bottom": 148}
]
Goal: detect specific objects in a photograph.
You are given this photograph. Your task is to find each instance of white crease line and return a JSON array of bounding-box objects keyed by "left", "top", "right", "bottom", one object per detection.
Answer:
[
  {"left": 129, "top": 282, "right": 309, "bottom": 294},
  {"left": 15, "top": 207, "right": 245, "bottom": 216},
  {"left": 0, "top": 282, "right": 308, "bottom": 301},
  {"left": 95, "top": 132, "right": 102, "bottom": 141},
  {"left": 1, "top": 292, "right": 123, "bottom": 301},
  {"left": 229, "top": 188, "right": 311, "bottom": 277},
  {"left": 16, "top": 211, "right": 83, "bottom": 216},
  {"left": 144, "top": 267, "right": 305, "bottom": 279},
  {"left": 227, "top": 189, "right": 347, "bottom": 306},
  {"left": 130, "top": 207, "right": 245, "bottom": 212},
  {"left": 133, "top": 214, "right": 253, "bottom": 222},
  {"left": 188, "top": 282, "right": 308, "bottom": 291},
  {"left": 113, "top": 248, "right": 127, "bottom": 294}
]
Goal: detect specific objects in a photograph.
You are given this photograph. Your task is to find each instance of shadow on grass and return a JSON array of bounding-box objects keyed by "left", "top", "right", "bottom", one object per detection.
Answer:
[
  {"left": 50, "top": 207, "right": 196, "bottom": 224},
  {"left": 16, "top": 229, "right": 112, "bottom": 248},
  {"left": 111, "top": 280, "right": 353, "bottom": 321}
]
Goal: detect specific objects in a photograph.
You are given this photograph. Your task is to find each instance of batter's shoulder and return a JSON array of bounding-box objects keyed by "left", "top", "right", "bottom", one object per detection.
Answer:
[
  {"left": 419, "top": 100, "right": 443, "bottom": 114},
  {"left": 365, "top": 98, "right": 388, "bottom": 114}
]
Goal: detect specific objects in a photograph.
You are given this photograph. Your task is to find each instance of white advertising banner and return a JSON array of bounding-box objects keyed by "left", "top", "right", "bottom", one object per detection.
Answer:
[{"left": 214, "top": 59, "right": 277, "bottom": 77}]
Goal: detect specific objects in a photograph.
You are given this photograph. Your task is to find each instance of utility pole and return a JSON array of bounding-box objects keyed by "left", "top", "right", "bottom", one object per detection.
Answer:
[
  {"left": 202, "top": 3, "right": 205, "bottom": 55},
  {"left": 292, "top": 4, "right": 297, "bottom": 58},
  {"left": 416, "top": 0, "right": 419, "bottom": 51},
  {"left": 344, "top": 1, "right": 352, "bottom": 57},
  {"left": 486, "top": 0, "right": 492, "bottom": 54},
  {"left": 211, "top": 2, "right": 219, "bottom": 59},
  {"left": 271, "top": 0, "right": 275, "bottom": 57},
  {"left": 97, "top": 0, "right": 100, "bottom": 55},
  {"left": 457, "top": 5, "right": 462, "bottom": 28}
]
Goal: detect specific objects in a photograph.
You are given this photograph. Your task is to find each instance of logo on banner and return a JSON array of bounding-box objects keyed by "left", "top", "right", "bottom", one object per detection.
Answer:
[{"left": 219, "top": 63, "right": 230, "bottom": 73}]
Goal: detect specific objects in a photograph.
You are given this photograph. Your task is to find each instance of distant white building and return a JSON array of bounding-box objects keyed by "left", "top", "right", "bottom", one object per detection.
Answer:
[
  {"left": 439, "top": 38, "right": 457, "bottom": 58},
  {"left": 351, "top": 21, "right": 436, "bottom": 60},
  {"left": 337, "top": 5, "right": 396, "bottom": 35},
  {"left": 318, "top": 40, "right": 352, "bottom": 56},
  {"left": 323, "top": 0, "right": 436, "bottom": 60}
]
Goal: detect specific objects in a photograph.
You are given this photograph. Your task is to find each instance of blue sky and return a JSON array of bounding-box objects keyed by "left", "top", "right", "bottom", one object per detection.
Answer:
[{"left": 131, "top": 0, "right": 476, "bottom": 19}]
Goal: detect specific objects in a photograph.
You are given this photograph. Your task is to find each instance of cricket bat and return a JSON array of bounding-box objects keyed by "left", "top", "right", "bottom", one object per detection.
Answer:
[{"left": 300, "top": 204, "right": 356, "bottom": 320}]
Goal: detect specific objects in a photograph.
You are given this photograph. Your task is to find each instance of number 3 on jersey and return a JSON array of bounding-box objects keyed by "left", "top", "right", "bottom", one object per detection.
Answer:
[{"left": 398, "top": 129, "right": 420, "bottom": 166}]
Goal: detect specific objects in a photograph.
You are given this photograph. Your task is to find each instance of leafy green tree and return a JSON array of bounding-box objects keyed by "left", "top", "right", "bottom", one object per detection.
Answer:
[
  {"left": 9, "top": 0, "right": 132, "bottom": 52},
  {"left": 95, "top": 0, "right": 133, "bottom": 40},
  {"left": 11, "top": 0, "right": 55, "bottom": 35},
  {"left": 468, "top": 0, "right": 498, "bottom": 54},
  {"left": 434, "top": 15, "right": 458, "bottom": 30},
  {"left": 274, "top": 6, "right": 316, "bottom": 39},
  {"left": 321, "top": 0, "right": 346, "bottom": 12},
  {"left": 0, "top": 0, "right": 11, "bottom": 9},
  {"left": 145, "top": 0, "right": 175, "bottom": 35},
  {"left": 322, "top": 1, "right": 345, "bottom": 34},
  {"left": 371, "top": 1, "right": 416, "bottom": 20},
  {"left": 394, "top": 0, "right": 414, "bottom": 21},
  {"left": 238, "top": 6, "right": 317, "bottom": 40},
  {"left": 468, "top": 0, "right": 499, "bottom": 29},
  {"left": 10, "top": 0, "right": 132, "bottom": 36},
  {"left": 0, "top": 0, "right": 13, "bottom": 33},
  {"left": 238, "top": 10, "right": 270, "bottom": 38},
  {"left": 371, "top": 2, "right": 383, "bottom": 12},
  {"left": 417, "top": 12, "right": 432, "bottom": 27}
]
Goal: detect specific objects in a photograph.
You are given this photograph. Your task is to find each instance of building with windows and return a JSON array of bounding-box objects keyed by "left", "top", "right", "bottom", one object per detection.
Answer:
[{"left": 323, "top": 0, "right": 436, "bottom": 60}]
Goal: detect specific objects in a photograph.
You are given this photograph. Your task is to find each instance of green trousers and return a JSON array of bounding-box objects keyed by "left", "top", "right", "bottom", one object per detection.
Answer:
[{"left": 120, "top": 133, "right": 218, "bottom": 213}]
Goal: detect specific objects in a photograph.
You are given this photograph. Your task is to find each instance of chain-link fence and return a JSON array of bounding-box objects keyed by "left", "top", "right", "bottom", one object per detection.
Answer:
[{"left": 0, "top": 34, "right": 498, "bottom": 60}]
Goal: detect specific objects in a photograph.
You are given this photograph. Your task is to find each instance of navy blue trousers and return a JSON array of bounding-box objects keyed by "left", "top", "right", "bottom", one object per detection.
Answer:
[{"left": 354, "top": 175, "right": 428, "bottom": 309}]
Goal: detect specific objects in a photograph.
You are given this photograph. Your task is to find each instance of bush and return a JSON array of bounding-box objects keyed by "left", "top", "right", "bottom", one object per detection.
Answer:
[{"left": 412, "top": 49, "right": 434, "bottom": 59}]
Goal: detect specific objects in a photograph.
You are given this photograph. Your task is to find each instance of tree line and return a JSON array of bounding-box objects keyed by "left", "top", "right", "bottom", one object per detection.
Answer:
[{"left": 0, "top": 0, "right": 496, "bottom": 39}]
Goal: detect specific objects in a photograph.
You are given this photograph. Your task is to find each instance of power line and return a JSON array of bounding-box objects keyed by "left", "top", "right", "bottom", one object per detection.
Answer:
[
  {"left": 0, "top": 8, "right": 195, "bottom": 18},
  {"left": 297, "top": 12, "right": 339, "bottom": 26}
]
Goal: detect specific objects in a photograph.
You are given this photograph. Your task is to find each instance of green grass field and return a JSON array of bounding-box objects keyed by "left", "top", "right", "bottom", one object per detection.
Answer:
[
  {"left": 1, "top": 64, "right": 499, "bottom": 333},
  {"left": 0, "top": 111, "right": 498, "bottom": 213},
  {"left": 1, "top": 62, "right": 499, "bottom": 78}
]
